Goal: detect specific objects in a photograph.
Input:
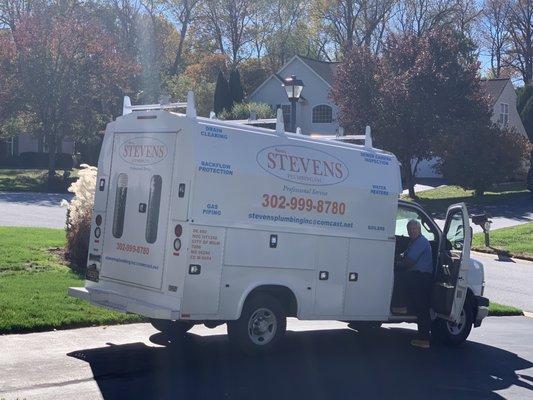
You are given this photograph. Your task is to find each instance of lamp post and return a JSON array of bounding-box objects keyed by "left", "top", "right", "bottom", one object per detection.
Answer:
[{"left": 282, "top": 74, "right": 304, "bottom": 133}]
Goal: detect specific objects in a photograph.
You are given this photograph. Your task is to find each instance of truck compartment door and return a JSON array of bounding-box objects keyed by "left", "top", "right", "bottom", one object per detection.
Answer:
[
  {"left": 431, "top": 203, "right": 471, "bottom": 323},
  {"left": 314, "top": 237, "right": 349, "bottom": 316},
  {"left": 100, "top": 132, "right": 176, "bottom": 290},
  {"left": 181, "top": 226, "right": 225, "bottom": 315}
]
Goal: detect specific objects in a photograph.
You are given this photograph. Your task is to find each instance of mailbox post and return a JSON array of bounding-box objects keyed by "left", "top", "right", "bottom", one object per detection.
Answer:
[{"left": 472, "top": 213, "right": 492, "bottom": 247}]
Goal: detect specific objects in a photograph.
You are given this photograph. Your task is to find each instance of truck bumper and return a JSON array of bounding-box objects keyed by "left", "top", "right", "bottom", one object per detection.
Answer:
[
  {"left": 474, "top": 296, "right": 490, "bottom": 328},
  {"left": 68, "top": 287, "right": 180, "bottom": 320}
]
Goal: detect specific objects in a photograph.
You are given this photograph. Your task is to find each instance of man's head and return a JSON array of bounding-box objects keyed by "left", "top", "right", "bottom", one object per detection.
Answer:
[{"left": 407, "top": 219, "right": 422, "bottom": 239}]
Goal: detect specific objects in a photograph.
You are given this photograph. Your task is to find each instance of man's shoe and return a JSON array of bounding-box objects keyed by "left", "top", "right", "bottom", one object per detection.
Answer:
[
  {"left": 391, "top": 307, "right": 407, "bottom": 314},
  {"left": 410, "top": 339, "right": 430, "bottom": 349}
]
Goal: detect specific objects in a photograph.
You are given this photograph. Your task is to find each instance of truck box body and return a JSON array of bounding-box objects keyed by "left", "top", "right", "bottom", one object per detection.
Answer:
[{"left": 75, "top": 107, "right": 404, "bottom": 322}]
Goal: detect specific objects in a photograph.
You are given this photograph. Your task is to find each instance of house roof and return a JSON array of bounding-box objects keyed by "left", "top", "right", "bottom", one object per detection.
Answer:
[
  {"left": 480, "top": 78, "right": 509, "bottom": 105},
  {"left": 297, "top": 56, "right": 339, "bottom": 86},
  {"left": 249, "top": 55, "right": 339, "bottom": 100}
]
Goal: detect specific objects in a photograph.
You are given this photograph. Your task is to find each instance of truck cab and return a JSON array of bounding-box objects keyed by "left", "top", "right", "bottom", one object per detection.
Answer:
[{"left": 389, "top": 200, "right": 489, "bottom": 345}]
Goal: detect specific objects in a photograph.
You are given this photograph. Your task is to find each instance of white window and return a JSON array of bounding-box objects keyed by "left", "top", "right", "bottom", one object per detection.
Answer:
[
  {"left": 312, "top": 105, "right": 333, "bottom": 124},
  {"left": 499, "top": 103, "right": 509, "bottom": 126}
]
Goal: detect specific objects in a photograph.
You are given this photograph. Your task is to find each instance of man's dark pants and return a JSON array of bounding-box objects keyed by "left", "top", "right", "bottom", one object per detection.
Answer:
[
  {"left": 392, "top": 269, "right": 434, "bottom": 340},
  {"left": 404, "top": 271, "right": 434, "bottom": 340}
]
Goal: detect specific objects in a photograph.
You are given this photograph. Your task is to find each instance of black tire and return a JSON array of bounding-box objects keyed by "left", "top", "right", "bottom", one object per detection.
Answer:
[
  {"left": 227, "top": 294, "right": 286, "bottom": 355},
  {"left": 150, "top": 318, "right": 194, "bottom": 337},
  {"left": 432, "top": 301, "right": 474, "bottom": 346},
  {"left": 348, "top": 321, "right": 382, "bottom": 334}
]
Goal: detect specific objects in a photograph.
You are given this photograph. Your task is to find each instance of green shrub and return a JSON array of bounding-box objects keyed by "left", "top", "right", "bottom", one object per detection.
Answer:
[{"left": 218, "top": 102, "right": 274, "bottom": 120}]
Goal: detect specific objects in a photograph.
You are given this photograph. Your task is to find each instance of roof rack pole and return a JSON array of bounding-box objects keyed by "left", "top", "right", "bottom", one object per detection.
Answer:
[
  {"left": 275, "top": 108, "right": 284, "bottom": 135},
  {"left": 123, "top": 96, "right": 132, "bottom": 115},
  {"left": 365, "top": 125, "right": 373, "bottom": 148},
  {"left": 186, "top": 91, "right": 197, "bottom": 118}
]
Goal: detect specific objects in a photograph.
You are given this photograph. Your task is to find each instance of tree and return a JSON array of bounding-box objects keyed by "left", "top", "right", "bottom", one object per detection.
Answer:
[
  {"left": 481, "top": 0, "right": 511, "bottom": 78},
  {"left": 163, "top": 0, "right": 200, "bottom": 75},
  {"left": 312, "top": 0, "right": 396, "bottom": 57},
  {"left": 199, "top": 0, "right": 255, "bottom": 66},
  {"left": 395, "top": 0, "right": 480, "bottom": 38},
  {"left": 0, "top": 7, "right": 137, "bottom": 185},
  {"left": 438, "top": 124, "right": 529, "bottom": 196},
  {"left": 213, "top": 70, "right": 233, "bottom": 115},
  {"left": 228, "top": 69, "right": 244, "bottom": 103},
  {"left": 332, "top": 29, "right": 490, "bottom": 198},
  {"left": 506, "top": 0, "right": 532, "bottom": 84}
]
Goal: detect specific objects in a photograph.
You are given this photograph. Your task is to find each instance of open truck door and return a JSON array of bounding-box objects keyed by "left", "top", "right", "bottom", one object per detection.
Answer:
[{"left": 432, "top": 203, "right": 471, "bottom": 324}]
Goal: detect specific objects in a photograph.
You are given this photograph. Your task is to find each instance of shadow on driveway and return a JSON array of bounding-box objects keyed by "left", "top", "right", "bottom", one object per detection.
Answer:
[{"left": 68, "top": 327, "right": 533, "bottom": 400}]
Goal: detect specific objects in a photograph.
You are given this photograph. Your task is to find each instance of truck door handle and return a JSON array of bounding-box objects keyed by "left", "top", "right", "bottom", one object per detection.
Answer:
[
  {"left": 349, "top": 272, "right": 358, "bottom": 282},
  {"left": 319, "top": 271, "right": 329, "bottom": 280}
]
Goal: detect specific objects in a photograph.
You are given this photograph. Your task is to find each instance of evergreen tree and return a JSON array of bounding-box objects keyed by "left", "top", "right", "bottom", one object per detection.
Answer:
[
  {"left": 213, "top": 71, "right": 233, "bottom": 115},
  {"left": 229, "top": 69, "right": 244, "bottom": 104}
]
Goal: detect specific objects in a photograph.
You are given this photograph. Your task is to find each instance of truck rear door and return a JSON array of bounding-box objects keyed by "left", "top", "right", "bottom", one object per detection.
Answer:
[
  {"left": 100, "top": 132, "right": 176, "bottom": 290},
  {"left": 432, "top": 203, "right": 471, "bottom": 323}
]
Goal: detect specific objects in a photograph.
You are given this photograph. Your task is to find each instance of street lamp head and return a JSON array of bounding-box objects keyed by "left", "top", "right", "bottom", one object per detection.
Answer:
[{"left": 282, "top": 74, "right": 304, "bottom": 101}]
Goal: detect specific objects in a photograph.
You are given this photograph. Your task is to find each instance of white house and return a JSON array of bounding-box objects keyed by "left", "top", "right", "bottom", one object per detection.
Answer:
[
  {"left": 0, "top": 134, "right": 75, "bottom": 161},
  {"left": 248, "top": 55, "right": 340, "bottom": 135}
]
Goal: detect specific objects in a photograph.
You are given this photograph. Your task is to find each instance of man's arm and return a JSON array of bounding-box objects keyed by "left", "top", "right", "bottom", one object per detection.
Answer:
[{"left": 402, "top": 238, "right": 428, "bottom": 270}]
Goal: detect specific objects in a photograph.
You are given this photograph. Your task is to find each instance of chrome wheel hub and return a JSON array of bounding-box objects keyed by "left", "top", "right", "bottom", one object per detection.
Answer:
[
  {"left": 248, "top": 308, "right": 277, "bottom": 345},
  {"left": 447, "top": 308, "right": 466, "bottom": 336}
]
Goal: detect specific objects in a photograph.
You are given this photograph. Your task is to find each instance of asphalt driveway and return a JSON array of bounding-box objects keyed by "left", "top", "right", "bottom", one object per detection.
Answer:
[
  {"left": 0, "top": 191, "right": 72, "bottom": 229},
  {"left": 1, "top": 317, "right": 532, "bottom": 400},
  {"left": 473, "top": 251, "right": 533, "bottom": 313}
]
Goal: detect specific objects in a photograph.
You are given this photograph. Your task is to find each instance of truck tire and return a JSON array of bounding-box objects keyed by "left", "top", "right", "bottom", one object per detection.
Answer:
[
  {"left": 432, "top": 302, "right": 474, "bottom": 346},
  {"left": 150, "top": 318, "right": 193, "bottom": 337},
  {"left": 227, "top": 294, "right": 286, "bottom": 355}
]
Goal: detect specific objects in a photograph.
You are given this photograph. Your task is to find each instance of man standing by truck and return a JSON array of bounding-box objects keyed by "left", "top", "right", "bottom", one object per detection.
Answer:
[{"left": 398, "top": 219, "right": 434, "bottom": 349}]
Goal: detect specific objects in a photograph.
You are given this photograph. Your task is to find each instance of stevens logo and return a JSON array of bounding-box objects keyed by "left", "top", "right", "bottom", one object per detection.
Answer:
[
  {"left": 119, "top": 137, "right": 168, "bottom": 166},
  {"left": 257, "top": 145, "right": 349, "bottom": 186}
]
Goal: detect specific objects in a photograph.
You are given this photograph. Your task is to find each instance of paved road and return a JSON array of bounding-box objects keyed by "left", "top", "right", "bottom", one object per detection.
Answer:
[
  {"left": 0, "top": 192, "right": 72, "bottom": 229},
  {"left": 1, "top": 318, "right": 532, "bottom": 400},
  {"left": 472, "top": 251, "right": 533, "bottom": 313}
]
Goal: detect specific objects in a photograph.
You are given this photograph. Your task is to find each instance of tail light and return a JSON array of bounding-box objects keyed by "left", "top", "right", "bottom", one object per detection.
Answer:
[{"left": 174, "top": 224, "right": 182, "bottom": 237}]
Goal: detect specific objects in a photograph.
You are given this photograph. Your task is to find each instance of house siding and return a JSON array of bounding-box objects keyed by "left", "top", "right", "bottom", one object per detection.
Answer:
[
  {"left": 249, "top": 57, "right": 340, "bottom": 135},
  {"left": 492, "top": 81, "right": 527, "bottom": 137}
]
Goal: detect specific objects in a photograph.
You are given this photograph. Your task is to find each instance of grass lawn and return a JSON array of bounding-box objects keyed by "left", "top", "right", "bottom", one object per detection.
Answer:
[
  {"left": 0, "top": 227, "right": 523, "bottom": 334},
  {"left": 0, "top": 168, "right": 78, "bottom": 193},
  {"left": 472, "top": 222, "right": 533, "bottom": 261},
  {"left": 0, "top": 227, "right": 143, "bottom": 334},
  {"left": 488, "top": 302, "right": 523, "bottom": 316},
  {"left": 402, "top": 183, "right": 530, "bottom": 218}
]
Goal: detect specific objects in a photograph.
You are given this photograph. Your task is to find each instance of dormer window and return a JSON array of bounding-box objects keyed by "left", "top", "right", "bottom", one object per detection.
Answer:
[{"left": 499, "top": 103, "right": 509, "bottom": 126}]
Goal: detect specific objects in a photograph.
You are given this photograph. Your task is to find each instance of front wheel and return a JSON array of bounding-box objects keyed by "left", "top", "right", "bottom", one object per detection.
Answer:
[
  {"left": 227, "top": 294, "right": 286, "bottom": 355},
  {"left": 150, "top": 318, "right": 194, "bottom": 337},
  {"left": 432, "top": 302, "right": 474, "bottom": 346}
]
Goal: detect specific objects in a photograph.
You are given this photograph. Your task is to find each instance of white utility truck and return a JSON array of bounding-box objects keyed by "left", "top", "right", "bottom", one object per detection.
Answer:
[{"left": 69, "top": 93, "right": 489, "bottom": 353}]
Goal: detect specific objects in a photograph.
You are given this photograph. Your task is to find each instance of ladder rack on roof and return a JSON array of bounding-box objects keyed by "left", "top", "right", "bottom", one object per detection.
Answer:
[{"left": 122, "top": 91, "right": 197, "bottom": 118}]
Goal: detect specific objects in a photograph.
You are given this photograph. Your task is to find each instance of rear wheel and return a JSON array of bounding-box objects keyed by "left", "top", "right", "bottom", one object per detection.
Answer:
[
  {"left": 150, "top": 318, "right": 194, "bottom": 337},
  {"left": 227, "top": 294, "right": 286, "bottom": 355},
  {"left": 432, "top": 302, "right": 474, "bottom": 346}
]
